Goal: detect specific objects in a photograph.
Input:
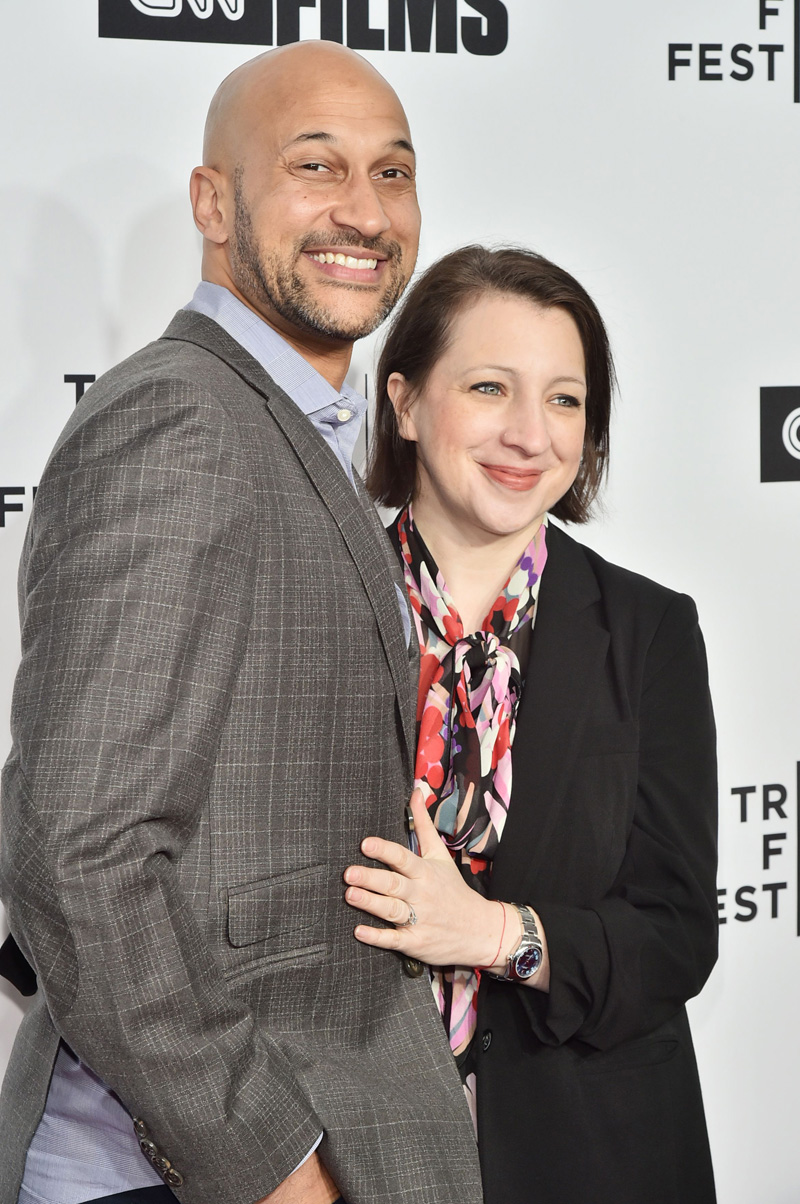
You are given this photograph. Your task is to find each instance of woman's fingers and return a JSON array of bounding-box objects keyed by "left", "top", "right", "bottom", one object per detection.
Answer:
[
  {"left": 344, "top": 863, "right": 408, "bottom": 898},
  {"left": 408, "top": 787, "right": 449, "bottom": 860},
  {"left": 357, "top": 790, "right": 449, "bottom": 876},
  {"left": 345, "top": 884, "right": 413, "bottom": 927},
  {"left": 359, "top": 834, "right": 423, "bottom": 877},
  {"left": 353, "top": 922, "right": 405, "bottom": 951},
  {"left": 345, "top": 788, "right": 474, "bottom": 962}
]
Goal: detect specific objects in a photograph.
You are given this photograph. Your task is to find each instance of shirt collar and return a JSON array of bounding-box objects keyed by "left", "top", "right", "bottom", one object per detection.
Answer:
[{"left": 184, "top": 282, "right": 366, "bottom": 422}]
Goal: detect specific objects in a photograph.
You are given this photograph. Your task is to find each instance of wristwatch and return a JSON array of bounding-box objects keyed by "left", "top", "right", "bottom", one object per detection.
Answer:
[{"left": 492, "top": 904, "right": 543, "bottom": 982}]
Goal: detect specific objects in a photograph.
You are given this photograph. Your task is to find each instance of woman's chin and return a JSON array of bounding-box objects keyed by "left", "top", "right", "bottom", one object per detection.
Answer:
[{"left": 455, "top": 511, "right": 547, "bottom": 547}]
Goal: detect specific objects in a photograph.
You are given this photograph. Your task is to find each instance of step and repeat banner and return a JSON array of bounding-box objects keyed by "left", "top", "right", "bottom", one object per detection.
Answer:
[{"left": 1, "top": 2, "right": 799, "bottom": 1200}]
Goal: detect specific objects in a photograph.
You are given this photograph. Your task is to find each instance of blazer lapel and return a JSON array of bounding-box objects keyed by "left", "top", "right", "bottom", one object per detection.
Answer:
[
  {"left": 160, "top": 310, "right": 416, "bottom": 765},
  {"left": 490, "top": 525, "right": 610, "bottom": 903}
]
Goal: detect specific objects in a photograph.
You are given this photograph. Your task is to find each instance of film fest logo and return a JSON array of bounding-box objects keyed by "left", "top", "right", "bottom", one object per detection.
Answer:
[
  {"left": 761, "top": 387, "right": 800, "bottom": 482},
  {"left": 0, "top": 376, "right": 94, "bottom": 530},
  {"left": 98, "top": 0, "right": 509, "bottom": 55},
  {"left": 719, "top": 767, "right": 799, "bottom": 931},
  {"left": 668, "top": 0, "right": 800, "bottom": 101}
]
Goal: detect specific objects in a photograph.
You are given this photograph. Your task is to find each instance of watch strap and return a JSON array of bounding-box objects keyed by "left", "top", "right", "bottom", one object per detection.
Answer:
[{"left": 487, "top": 904, "right": 543, "bottom": 983}]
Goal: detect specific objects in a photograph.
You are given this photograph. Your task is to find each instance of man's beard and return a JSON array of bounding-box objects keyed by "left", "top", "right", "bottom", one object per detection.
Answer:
[{"left": 230, "top": 178, "right": 409, "bottom": 342}]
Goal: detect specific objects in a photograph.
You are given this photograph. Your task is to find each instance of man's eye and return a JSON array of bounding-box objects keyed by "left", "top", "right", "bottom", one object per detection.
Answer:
[
  {"left": 376, "top": 167, "right": 412, "bottom": 180},
  {"left": 299, "top": 162, "right": 331, "bottom": 173},
  {"left": 472, "top": 382, "right": 503, "bottom": 396}
]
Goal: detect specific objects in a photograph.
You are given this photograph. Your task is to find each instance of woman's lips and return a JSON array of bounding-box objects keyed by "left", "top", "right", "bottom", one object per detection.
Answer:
[{"left": 481, "top": 464, "right": 543, "bottom": 491}]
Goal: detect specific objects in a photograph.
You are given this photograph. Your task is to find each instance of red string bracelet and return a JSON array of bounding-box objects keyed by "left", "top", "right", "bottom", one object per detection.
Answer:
[{"left": 477, "top": 901, "right": 507, "bottom": 971}]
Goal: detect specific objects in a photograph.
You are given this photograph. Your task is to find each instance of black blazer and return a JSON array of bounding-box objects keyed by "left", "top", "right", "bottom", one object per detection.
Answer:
[{"left": 475, "top": 524, "right": 718, "bottom": 1204}]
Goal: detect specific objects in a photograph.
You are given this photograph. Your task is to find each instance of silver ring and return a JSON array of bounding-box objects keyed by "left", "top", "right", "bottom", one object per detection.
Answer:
[{"left": 399, "top": 903, "right": 418, "bottom": 928}]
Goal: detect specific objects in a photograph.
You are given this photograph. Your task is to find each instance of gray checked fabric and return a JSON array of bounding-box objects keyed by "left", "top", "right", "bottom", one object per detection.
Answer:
[{"left": 0, "top": 309, "right": 481, "bottom": 1204}]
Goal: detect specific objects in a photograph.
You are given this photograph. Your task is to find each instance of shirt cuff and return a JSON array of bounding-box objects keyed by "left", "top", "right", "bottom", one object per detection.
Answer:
[{"left": 292, "top": 1131, "right": 324, "bottom": 1175}]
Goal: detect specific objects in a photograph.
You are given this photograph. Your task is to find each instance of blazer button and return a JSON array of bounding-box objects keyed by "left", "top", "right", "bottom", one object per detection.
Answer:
[
  {"left": 154, "top": 1154, "right": 172, "bottom": 1172},
  {"left": 481, "top": 1030, "right": 492, "bottom": 1052},
  {"left": 165, "top": 1168, "right": 185, "bottom": 1188},
  {"left": 133, "top": 1118, "right": 149, "bottom": 1140},
  {"left": 402, "top": 956, "right": 425, "bottom": 978},
  {"left": 139, "top": 1138, "right": 158, "bottom": 1160}
]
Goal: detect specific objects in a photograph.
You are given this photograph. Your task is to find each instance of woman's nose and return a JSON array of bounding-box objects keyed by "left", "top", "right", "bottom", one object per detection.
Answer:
[{"left": 500, "top": 401, "right": 551, "bottom": 456}]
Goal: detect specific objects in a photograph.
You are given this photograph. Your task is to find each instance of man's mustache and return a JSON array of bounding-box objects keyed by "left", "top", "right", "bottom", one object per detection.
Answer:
[{"left": 298, "top": 231, "right": 404, "bottom": 261}]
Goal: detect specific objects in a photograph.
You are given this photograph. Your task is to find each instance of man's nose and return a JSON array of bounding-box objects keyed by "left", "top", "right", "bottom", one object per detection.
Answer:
[{"left": 328, "top": 174, "right": 392, "bottom": 239}]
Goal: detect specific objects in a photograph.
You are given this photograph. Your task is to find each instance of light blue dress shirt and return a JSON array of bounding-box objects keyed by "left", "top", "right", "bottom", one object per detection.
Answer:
[
  {"left": 187, "top": 282, "right": 368, "bottom": 485},
  {"left": 20, "top": 284, "right": 407, "bottom": 1203}
]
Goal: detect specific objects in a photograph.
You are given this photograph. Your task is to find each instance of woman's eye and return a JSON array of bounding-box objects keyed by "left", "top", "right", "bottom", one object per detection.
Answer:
[
  {"left": 472, "top": 381, "right": 503, "bottom": 396},
  {"left": 552, "top": 393, "right": 582, "bottom": 408}
]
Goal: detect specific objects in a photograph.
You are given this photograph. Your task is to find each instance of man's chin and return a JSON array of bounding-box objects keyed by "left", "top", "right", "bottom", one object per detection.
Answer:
[
  {"left": 294, "top": 302, "right": 396, "bottom": 343},
  {"left": 299, "top": 272, "right": 408, "bottom": 339}
]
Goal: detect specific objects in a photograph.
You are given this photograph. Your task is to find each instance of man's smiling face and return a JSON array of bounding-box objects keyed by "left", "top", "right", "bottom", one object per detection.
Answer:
[{"left": 219, "top": 50, "right": 420, "bottom": 345}]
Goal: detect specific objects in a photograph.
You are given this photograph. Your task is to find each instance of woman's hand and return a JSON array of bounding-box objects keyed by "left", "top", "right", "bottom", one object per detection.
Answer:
[{"left": 344, "top": 789, "right": 510, "bottom": 970}]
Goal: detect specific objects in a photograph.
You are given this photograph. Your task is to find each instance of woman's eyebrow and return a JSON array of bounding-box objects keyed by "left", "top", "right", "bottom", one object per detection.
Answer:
[{"left": 467, "top": 366, "right": 586, "bottom": 388}]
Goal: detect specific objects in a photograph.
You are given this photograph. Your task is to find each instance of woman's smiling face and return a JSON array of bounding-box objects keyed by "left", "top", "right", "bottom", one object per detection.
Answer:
[{"left": 389, "top": 292, "right": 587, "bottom": 549}]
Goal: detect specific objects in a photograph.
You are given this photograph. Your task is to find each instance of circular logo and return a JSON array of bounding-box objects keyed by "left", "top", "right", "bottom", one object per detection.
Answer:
[{"left": 782, "top": 407, "right": 800, "bottom": 460}]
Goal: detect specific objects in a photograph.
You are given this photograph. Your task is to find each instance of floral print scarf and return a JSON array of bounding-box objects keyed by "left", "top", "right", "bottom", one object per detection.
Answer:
[{"left": 393, "top": 506, "right": 548, "bottom": 1077}]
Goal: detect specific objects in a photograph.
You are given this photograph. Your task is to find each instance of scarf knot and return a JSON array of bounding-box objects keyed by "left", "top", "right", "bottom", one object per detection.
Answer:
[{"left": 397, "top": 506, "right": 547, "bottom": 863}]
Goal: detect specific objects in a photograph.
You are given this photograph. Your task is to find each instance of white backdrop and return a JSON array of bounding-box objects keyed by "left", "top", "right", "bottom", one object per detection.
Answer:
[{"left": 2, "top": 2, "right": 799, "bottom": 1201}]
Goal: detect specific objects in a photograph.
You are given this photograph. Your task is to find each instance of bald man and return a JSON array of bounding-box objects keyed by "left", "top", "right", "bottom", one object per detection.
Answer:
[{"left": 0, "top": 43, "right": 481, "bottom": 1204}]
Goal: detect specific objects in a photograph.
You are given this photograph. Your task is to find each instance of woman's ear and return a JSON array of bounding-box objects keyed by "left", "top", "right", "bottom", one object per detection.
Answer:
[{"left": 387, "top": 372, "right": 418, "bottom": 442}]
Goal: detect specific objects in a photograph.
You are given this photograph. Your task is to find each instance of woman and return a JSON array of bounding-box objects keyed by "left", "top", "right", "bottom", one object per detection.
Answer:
[{"left": 343, "top": 246, "right": 718, "bottom": 1204}]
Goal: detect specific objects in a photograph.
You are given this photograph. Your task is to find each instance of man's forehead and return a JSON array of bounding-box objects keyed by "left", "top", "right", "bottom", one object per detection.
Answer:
[
  {"left": 263, "top": 70, "right": 408, "bottom": 125},
  {"left": 205, "top": 44, "right": 413, "bottom": 167}
]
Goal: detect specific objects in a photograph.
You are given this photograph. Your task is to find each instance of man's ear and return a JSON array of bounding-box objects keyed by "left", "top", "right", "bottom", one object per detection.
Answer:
[
  {"left": 190, "top": 166, "right": 230, "bottom": 245},
  {"left": 387, "top": 372, "right": 418, "bottom": 442}
]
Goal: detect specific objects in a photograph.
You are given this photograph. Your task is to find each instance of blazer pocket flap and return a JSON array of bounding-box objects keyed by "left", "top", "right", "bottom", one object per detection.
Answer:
[
  {"left": 580, "top": 1036, "right": 679, "bottom": 1074},
  {"left": 227, "top": 864, "right": 326, "bottom": 949},
  {"left": 579, "top": 718, "right": 639, "bottom": 757}
]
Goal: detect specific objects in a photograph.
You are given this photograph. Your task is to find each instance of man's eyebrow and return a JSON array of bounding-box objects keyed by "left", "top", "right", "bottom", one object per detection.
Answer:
[
  {"left": 289, "top": 131, "right": 416, "bottom": 156},
  {"left": 292, "top": 131, "right": 337, "bottom": 146}
]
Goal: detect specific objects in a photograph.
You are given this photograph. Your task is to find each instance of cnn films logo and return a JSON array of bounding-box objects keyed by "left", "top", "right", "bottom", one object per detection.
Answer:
[
  {"left": 761, "top": 387, "right": 800, "bottom": 482},
  {"left": 668, "top": 0, "right": 800, "bottom": 101},
  {"left": 98, "top": 0, "right": 509, "bottom": 55}
]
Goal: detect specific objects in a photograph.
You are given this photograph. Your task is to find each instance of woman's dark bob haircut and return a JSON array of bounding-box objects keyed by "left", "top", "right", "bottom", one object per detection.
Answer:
[{"left": 366, "top": 245, "right": 614, "bottom": 524}]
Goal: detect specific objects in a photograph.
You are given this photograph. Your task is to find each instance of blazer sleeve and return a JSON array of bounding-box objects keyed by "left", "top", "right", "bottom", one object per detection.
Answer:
[
  {"left": 0, "top": 380, "right": 322, "bottom": 1204},
  {"left": 518, "top": 593, "right": 718, "bottom": 1051}
]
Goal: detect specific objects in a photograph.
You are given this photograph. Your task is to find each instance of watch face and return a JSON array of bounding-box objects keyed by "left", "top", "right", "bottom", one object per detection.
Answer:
[{"left": 514, "top": 945, "right": 542, "bottom": 979}]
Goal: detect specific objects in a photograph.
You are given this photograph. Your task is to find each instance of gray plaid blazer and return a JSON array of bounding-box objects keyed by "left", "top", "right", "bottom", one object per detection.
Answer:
[{"left": 0, "top": 311, "right": 480, "bottom": 1204}]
